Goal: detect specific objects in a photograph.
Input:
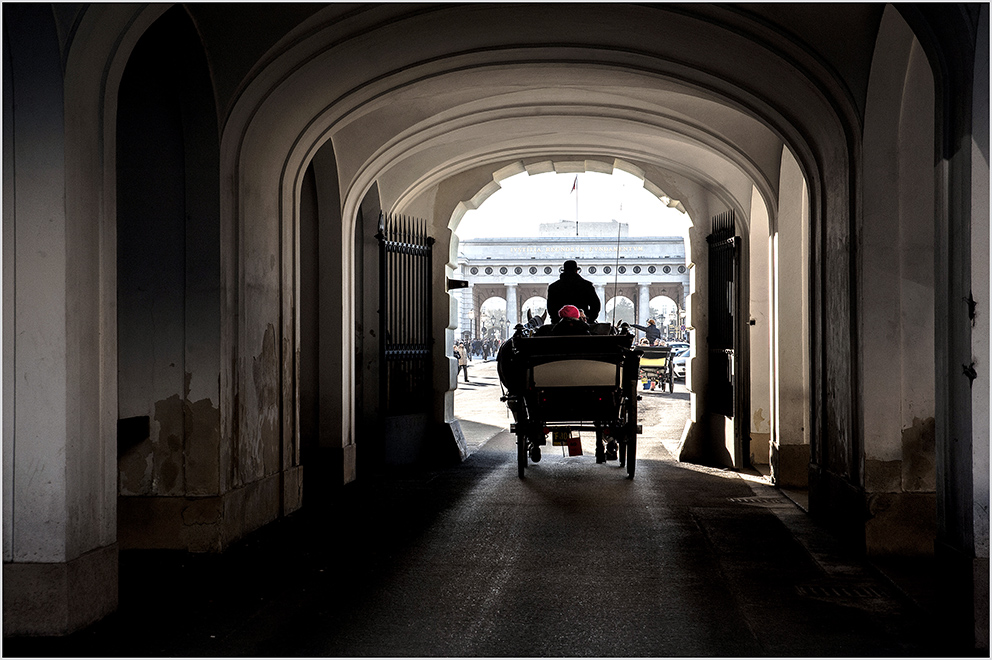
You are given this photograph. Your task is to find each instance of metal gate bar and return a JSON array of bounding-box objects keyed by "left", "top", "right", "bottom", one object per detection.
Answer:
[
  {"left": 377, "top": 213, "right": 434, "bottom": 415},
  {"left": 707, "top": 210, "right": 738, "bottom": 418}
]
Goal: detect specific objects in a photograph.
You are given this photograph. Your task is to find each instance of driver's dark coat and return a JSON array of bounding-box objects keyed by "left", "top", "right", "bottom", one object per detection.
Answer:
[{"left": 546, "top": 272, "right": 601, "bottom": 322}]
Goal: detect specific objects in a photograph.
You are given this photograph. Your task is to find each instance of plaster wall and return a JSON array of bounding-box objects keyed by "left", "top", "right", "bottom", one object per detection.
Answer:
[
  {"left": 772, "top": 148, "right": 811, "bottom": 488},
  {"left": 861, "top": 9, "right": 936, "bottom": 554},
  {"left": 969, "top": 10, "right": 990, "bottom": 646},
  {"left": 748, "top": 187, "right": 771, "bottom": 465},
  {"left": 311, "top": 144, "right": 354, "bottom": 482},
  {"left": 4, "top": 5, "right": 70, "bottom": 564},
  {"left": 1, "top": 2, "right": 166, "bottom": 634},
  {"left": 969, "top": 0, "right": 991, "bottom": 563}
]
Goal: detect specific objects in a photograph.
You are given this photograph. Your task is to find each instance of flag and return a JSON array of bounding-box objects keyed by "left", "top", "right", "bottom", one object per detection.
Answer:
[{"left": 570, "top": 176, "right": 577, "bottom": 194}]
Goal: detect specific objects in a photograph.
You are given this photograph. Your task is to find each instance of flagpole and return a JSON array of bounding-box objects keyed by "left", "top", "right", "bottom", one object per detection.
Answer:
[{"left": 575, "top": 175, "right": 579, "bottom": 236}]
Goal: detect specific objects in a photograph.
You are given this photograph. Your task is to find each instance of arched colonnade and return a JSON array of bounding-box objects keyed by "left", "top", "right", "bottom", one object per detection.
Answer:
[{"left": 2, "top": 3, "right": 986, "bottom": 647}]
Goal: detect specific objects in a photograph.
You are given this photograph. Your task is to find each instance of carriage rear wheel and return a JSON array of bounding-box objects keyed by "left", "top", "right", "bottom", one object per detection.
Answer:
[
  {"left": 625, "top": 434, "right": 637, "bottom": 478},
  {"left": 517, "top": 434, "right": 527, "bottom": 478},
  {"left": 624, "top": 382, "right": 638, "bottom": 478}
]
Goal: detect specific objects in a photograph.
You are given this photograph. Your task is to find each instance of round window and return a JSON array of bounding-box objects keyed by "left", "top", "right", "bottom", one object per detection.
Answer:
[
  {"left": 678, "top": 265, "right": 686, "bottom": 273},
  {"left": 529, "top": 266, "right": 537, "bottom": 275},
  {"left": 544, "top": 266, "right": 553, "bottom": 275},
  {"left": 663, "top": 265, "right": 671, "bottom": 274},
  {"left": 514, "top": 266, "right": 522, "bottom": 275},
  {"left": 603, "top": 266, "right": 612, "bottom": 274},
  {"left": 648, "top": 266, "right": 656, "bottom": 274},
  {"left": 618, "top": 266, "right": 626, "bottom": 274},
  {"left": 485, "top": 267, "right": 493, "bottom": 275},
  {"left": 500, "top": 267, "right": 508, "bottom": 275},
  {"left": 470, "top": 267, "right": 479, "bottom": 275},
  {"left": 632, "top": 266, "right": 641, "bottom": 274},
  {"left": 588, "top": 266, "right": 597, "bottom": 274}
]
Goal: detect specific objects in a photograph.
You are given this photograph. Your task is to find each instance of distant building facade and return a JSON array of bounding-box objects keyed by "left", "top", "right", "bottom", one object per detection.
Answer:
[{"left": 454, "top": 221, "right": 688, "bottom": 341}]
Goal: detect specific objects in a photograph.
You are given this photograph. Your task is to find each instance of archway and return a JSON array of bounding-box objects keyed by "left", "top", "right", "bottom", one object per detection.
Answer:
[
  {"left": 521, "top": 296, "right": 549, "bottom": 326},
  {"left": 649, "top": 295, "right": 681, "bottom": 342},
  {"left": 116, "top": 5, "right": 222, "bottom": 551},
  {"left": 479, "top": 297, "right": 510, "bottom": 342},
  {"left": 605, "top": 296, "right": 636, "bottom": 326}
]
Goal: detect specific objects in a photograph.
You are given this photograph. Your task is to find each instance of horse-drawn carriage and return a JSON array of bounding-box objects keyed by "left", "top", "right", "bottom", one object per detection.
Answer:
[
  {"left": 638, "top": 345, "right": 676, "bottom": 392},
  {"left": 498, "top": 321, "right": 643, "bottom": 478}
]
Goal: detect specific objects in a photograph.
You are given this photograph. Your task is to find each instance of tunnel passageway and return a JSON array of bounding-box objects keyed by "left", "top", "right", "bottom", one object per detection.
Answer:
[{"left": 8, "top": 395, "right": 938, "bottom": 657}]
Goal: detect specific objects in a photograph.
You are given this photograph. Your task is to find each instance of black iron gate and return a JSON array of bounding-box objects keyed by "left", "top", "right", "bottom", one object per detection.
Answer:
[
  {"left": 376, "top": 213, "right": 434, "bottom": 416},
  {"left": 707, "top": 210, "right": 739, "bottom": 418}
]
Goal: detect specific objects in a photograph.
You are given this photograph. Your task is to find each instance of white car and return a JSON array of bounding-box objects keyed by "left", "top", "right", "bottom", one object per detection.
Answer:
[
  {"left": 666, "top": 341, "right": 689, "bottom": 353},
  {"left": 672, "top": 348, "right": 691, "bottom": 380}
]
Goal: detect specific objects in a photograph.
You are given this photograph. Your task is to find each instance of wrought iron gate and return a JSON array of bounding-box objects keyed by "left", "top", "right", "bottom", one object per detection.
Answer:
[
  {"left": 707, "top": 210, "right": 739, "bottom": 418},
  {"left": 376, "top": 213, "right": 434, "bottom": 416}
]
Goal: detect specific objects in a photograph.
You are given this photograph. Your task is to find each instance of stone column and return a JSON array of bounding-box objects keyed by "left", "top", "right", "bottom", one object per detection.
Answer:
[
  {"left": 505, "top": 283, "right": 518, "bottom": 331},
  {"left": 459, "top": 285, "right": 474, "bottom": 341},
  {"left": 749, "top": 194, "right": 772, "bottom": 467},
  {"left": 773, "top": 149, "right": 810, "bottom": 488},
  {"left": 638, "top": 283, "right": 651, "bottom": 325},
  {"left": 594, "top": 284, "right": 606, "bottom": 322}
]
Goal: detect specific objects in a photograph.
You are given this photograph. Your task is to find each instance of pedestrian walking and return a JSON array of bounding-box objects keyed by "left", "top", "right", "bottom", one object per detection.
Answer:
[{"left": 457, "top": 342, "right": 470, "bottom": 382}]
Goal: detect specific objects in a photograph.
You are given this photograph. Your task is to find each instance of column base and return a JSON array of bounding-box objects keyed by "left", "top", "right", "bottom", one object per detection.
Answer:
[
  {"left": 676, "top": 416, "right": 734, "bottom": 468},
  {"left": 935, "top": 539, "right": 989, "bottom": 654},
  {"left": 770, "top": 442, "right": 809, "bottom": 488},
  {"left": 865, "top": 491, "right": 936, "bottom": 556},
  {"left": 3, "top": 543, "right": 118, "bottom": 636}
]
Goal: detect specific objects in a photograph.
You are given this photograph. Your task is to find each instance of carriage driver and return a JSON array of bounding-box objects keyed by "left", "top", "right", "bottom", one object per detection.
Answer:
[{"left": 546, "top": 260, "right": 600, "bottom": 324}]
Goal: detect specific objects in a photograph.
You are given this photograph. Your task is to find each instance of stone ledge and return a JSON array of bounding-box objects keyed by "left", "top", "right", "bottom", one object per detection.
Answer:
[{"left": 119, "top": 469, "right": 300, "bottom": 552}]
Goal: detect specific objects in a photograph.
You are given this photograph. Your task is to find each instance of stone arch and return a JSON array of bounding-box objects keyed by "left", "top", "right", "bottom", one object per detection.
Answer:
[
  {"left": 648, "top": 295, "right": 682, "bottom": 341},
  {"left": 521, "top": 296, "right": 549, "bottom": 325},
  {"left": 116, "top": 6, "right": 223, "bottom": 549},
  {"left": 860, "top": 5, "right": 937, "bottom": 555},
  {"left": 479, "top": 296, "right": 510, "bottom": 340},
  {"left": 605, "top": 295, "right": 636, "bottom": 326}
]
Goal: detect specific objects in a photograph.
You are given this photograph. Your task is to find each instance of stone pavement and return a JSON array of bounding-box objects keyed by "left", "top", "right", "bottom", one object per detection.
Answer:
[{"left": 5, "top": 361, "right": 949, "bottom": 657}]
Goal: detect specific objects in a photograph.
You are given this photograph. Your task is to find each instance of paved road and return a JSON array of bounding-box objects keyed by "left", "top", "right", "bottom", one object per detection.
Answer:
[{"left": 7, "top": 362, "right": 939, "bottom": 657}]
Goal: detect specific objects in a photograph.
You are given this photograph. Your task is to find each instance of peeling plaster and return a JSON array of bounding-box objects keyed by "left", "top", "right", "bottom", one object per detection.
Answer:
[
  {"left": 901, "top": 416, "right": 936, "bottom": 492},
  {"left": 752, "top": 407, "right": 768, "bottom": 433},
  {"left": 154, "top": 394, "right": 185, "bottom": 495},
  {"left": 251, "top": 323, "right": 280, "bottom": 477}
]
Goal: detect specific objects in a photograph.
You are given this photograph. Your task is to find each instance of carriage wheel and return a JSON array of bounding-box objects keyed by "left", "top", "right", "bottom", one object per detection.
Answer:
[
  {"left": 624, "top": 384, "right": 638, "bottom": 478},
  {"left": 626, "top": 433, "right": 637, "bottom": 478},
  {"left": 517, "top": 434, "right": 527, "bottom": 478}
]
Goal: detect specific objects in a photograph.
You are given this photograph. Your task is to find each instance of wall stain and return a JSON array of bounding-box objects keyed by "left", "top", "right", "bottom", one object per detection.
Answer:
[
  {"left": 184, "top": 394, "right": 221, "bottom": 496},
  {"left": 752, "top": 407, "right": 768, "bottom": 433},
  {"left": 901, "top": 416, "right": 936, "bottom": 492},
  {"left": 154, "top": 394, "right": 185, "bottom": 495},
  {"left": 119, "top": 438, "right": 154, "bottom": 495},
  {"left": 251, "top": 323, "right": 279, "bottom": 479}
]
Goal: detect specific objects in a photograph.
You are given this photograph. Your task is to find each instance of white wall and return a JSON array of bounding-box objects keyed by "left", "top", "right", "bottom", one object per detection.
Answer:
[{"left": 748, "top": 187, "right": 771, "bottom": 464}]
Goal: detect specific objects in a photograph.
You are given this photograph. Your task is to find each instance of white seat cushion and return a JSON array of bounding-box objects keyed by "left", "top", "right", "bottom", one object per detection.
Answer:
[{"left": 532, "top": 359, "right": 620, "bottom": 387}]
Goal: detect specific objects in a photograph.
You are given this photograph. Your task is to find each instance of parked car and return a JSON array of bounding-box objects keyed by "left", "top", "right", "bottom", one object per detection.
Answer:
[
  {"left": 672, "top": 347, "right": 691, "bottom": 380},
  {"left": 666, "top": 341, "right": 689, "bottom": 353}
]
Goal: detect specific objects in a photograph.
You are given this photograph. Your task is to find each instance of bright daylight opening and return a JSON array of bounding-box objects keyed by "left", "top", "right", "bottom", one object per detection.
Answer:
[{"left": 451, "top": 168, "right": 694, "bottom": 457}]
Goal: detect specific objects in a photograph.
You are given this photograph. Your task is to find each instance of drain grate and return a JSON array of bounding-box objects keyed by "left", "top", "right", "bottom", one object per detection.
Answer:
[
  {"left": 727, "top": 496, "right": 788, "bottom": 505},
  {"left": 795, "top": 584, "right": 885, "bottom": 599}
]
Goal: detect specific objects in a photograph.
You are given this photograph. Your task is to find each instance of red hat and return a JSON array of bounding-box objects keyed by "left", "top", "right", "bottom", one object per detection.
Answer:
[{"left": 559, "top": 305, "right": 581, "bottom": 320}]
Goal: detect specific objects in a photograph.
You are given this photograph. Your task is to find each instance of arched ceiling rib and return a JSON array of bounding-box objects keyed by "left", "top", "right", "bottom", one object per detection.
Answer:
[
  {"left": 328, "top": 63, "right": 783, "bottom": 228},
  {"left": 217, "top": 3, "right": 865, "bottom": 241}
]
